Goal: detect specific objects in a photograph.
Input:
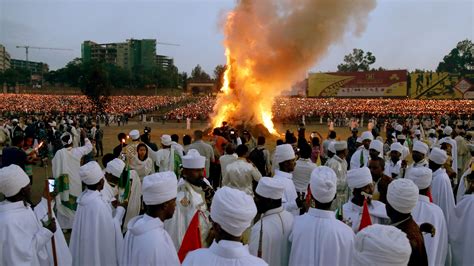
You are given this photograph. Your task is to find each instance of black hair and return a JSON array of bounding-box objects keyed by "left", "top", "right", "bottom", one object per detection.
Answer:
[{"left": 236, "top": 144, "right": 249, "bottom": 157}]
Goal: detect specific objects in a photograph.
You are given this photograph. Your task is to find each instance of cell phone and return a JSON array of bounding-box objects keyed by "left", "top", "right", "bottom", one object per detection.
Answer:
[{"left": 48, "top": 179, "right": 55, "bottom": 193}]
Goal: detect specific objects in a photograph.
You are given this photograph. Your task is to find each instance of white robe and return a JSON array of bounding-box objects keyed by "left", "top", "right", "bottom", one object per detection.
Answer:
[
  {"left": 0, "top": 201, "right": 53, "bottom": 266},
  {"left": 288, "top": 208, "right": 354, "bottom": 266},
  {"left": 456, "top": 162, "right": 472, "bottom": 203},
  {"left": 439, "top": 136, "right": 458, "bottom": 175},
  {"left": 151, "top": 147, "right": 176, "bottom": 172},
  {"left": 182, "top": 240, "right": 267, "bottom": 266},
  {"left": 412, "top": 195, "right": 448, "bottom": 266},
  {"left": 341, "top": 200, "right": 388, "bottom": 233},
  {"left": 69, "top": 190, "right": 123, "bottom": 266},
  {"left": 449, "top": 194, "right": 474, "bottom": 266},
  {"left": 52, "top": 138, "right": 93, "bottom": 229},
  {"left": 120, "top": 214, "right": 180, "bottom": 266},
  {"left": 122, "top": 170, "right": 142, "bottom": 232},
  {"left": 34, "top": 198, "right": 72, "bottom": 266},
  {"left": 249, "top": 207, "right": 293, "bottom": 266},
  {"left": 273, "top": 170, "right": 299, "bottom": 216},
  {"left": 431, "top": 168, "right": 455, "bottom": 227},
  {"left": 350, "top": 148, "right": 369, "bottom": 170},
  {"left": 384, "top": 159, "right": 402, "bottom": 178}
]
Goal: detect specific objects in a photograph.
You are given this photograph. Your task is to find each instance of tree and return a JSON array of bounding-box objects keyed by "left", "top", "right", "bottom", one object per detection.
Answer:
[
  {"left": 79, "top": 60, "right": 110, "bottom": 113},
  {"left": 213, "top": 64, "right": 227, "bottom": 90},
  {"left": 179, "top": 72, "right": 188, "bottom": 89},
  {"left": 337, "top": 49, "right": 376, "bottom": 72},
  {"left": 436, "top": 39, "right": 473, "bottom": 75},
  {"left": 190, "top": 64, "right": 211, "bottom": 81},
  {"left": 0, "top": 68, "right": 30, "bottom": 86}
]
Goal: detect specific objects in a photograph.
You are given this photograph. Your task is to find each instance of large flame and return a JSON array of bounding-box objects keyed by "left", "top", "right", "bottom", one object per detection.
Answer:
[{"left": 211, "top": 0, "right": 376, "bottom": 135}]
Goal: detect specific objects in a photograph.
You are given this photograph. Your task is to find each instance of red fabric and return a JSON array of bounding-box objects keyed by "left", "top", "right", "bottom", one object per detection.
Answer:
[
  {"left": 178, "top": 211, "right": 202, "bottom": 262},
  {"left": 358, "top": 198, "right": 372, "bottom": 231},
  {"left": 306, "top": 185, "right": 312, "bottom": 206},
  {"left": 427, "top": 190, "right": 433, "bottom": 203}
]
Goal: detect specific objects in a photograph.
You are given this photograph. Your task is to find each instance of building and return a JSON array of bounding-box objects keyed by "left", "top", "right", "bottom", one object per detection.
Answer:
[
  {"left": 156, "top": 55, "right": 174, "bottom": 70},
  {"left": 81, "top": 39, "right": 160, "bottom": 72},
  {"left": 10, "top": 59, "right": 49, "bottom": 74},
  {"left": 0, "top": 44, "right": 11, "bottom": 71}
]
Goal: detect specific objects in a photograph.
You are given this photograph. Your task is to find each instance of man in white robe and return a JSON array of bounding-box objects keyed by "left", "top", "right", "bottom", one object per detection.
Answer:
[
  {"left": 342, "top": 167, "right": 388, "bottom": 233},
  {"left": 456, "top": 144, "right": 474, "bottom": 202},
  {"left": 272, "top": 144, "right": 302, "bottom": 216},
  {"left": 249, "top": 177, "right": 293, "bottom": 266},
  {"left": 289, "top": 166, "right": 354, "bottom": 266},
  {"left": 325, "top": 141, "right": 349, "bottom": 210},
  {"left": 407, "top": 167, "right": 448, "bottom": 266},
  {"left": 150, "top": 134, "right": 178, "bottom": 174},
  {"left": 121, "top": 171, "right": 180, "bottom": 266},
  {"left": 350, "top": 131, "right": 373, "bottom": 169},
  {"left": 449, "top": 171, "right": 474, "bottom": 265},
  {"left": 69, "top": 161, "right": 124, "bottom": 266},
  {"left": 429, "top": 147, "right": 455, "bottom": 226},
  {"left": 409, "top": 141, "right": 429, "bottom": 169},
  {"left": 52, "top": 132, "right": 93, "bottom": 229},
  {"left": 439, "top": 126, "right": 458, "bottom": 175},
  {"left": 0, "top": 165, "right": 56, "bottom": 266},
  {"left": 384, "top": 142, "right": 404, "bottom": 179},
  {"left": 223, "top": 144, "right": 262, "bottom": 196},
  {"left": 183, "top": 187, "right": 267, "bottom": 266}
]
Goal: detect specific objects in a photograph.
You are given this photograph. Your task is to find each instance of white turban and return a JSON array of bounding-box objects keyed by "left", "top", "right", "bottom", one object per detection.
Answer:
[
  {"left": 428, "top": 129, "right": 436, "bottom": 134},
  {"left": 397, "top": 135, "right": 406, "bottom": 140},
  {"left": 415, "top": 130, "right": 421, "bottom": 135},
  {"left": 105, "top": 158, "right": 125, "bottom": 178},
  {"left": 406, "top": 167, "right": 432, "bottom": 190},
  {"left": 353, "top": 224, "right": 411, "bottom": 266},
  {"left": 387, "top": 179, "right": 419, "bottom": 214},
  {"left": 210, "top": 187, "right": 257, "bottom": 237},
  {"left": 142, "top": 171, "right": 177, "bottom": 205},
  {"left": 395, "top": 124, "right": 403, "bottom": 132},
  {"left": 361, "top": 131, "right": 374, "bottom": 141},
  {"left": 79, "top": 161, "right": 104, "bottom": 185},
  {"left": 328, "top": 142, "right": 336, "bottom": 154},
  {"left": 0, "top": 165, "right": 30, "bottom": 197},
  {"left": 369, "top": 140, "right": 384, "bottom": 155},
  {"left": 255, "top": 177, "right": 284, "bottom": 200},
  {"left": 129, "top": 130, "right": 140, "bottom": 140},
  {"left": 347, "top": 167, "right": 372, "bottom": 189},
  {"left": 443, "top": 126, "right": 453, "bottom": 135},
  {"left": 412, "top": 141, "right": 429, "bottom": 155},
  {"left": 182, "top": 149, "right": 206, "bottom": 169},
  {"left": 273, "top": 144, "right": 295, "bottom": 165},
  {"left": 310, "top": 166, "right": 337, "bottom": 203},
  {"left": 429, "top": 147, "right": 448, "bottom": 165},
  {"left": 356, "top": 137, "right": 362, "bottom": 143},
  {"left": 390, "top": 143, "right": 404, "bottom": 154},
  {"left": 61, "top": 132, "right": 73, "bottom": 145},
  {"left": 161, "top": 135, "right": 173, "bottom": 146},
  {"left": 334, "top": 141, "right": 347, "bottom": 151}
]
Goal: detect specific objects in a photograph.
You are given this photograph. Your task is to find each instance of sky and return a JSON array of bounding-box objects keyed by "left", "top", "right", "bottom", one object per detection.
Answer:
[{"left": 1, "top": 0, "right": 473, "bottom": 75}]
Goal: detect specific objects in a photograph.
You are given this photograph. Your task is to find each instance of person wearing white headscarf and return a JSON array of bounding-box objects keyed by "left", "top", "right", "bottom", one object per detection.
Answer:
[
  {"left": 289, "top": 166, "right": 354, "bottom": 266},
  {"left": 325, "top": 141, "right": 349, "bottom": 210},
  {"left": 183, "top": 187, "right": 266, "bottom": 266},
  {"left": 407, "top": 167, "right": 448, "bottom": 266},
  {"left": 165, "top": 149, "right": 214, "bottom": 253},
  {"left": 386, "top": 179, "right": 429, "bottom": 266},
  {"left": 384, "top": 142, "right": 404, "bottom": 178},
  {"left": 0, "top": 165, "right": 56, "bottom": 266},
  {"left": 342, "top": 167, "right": 388, "bottom": 233},
  {"left": 353, "top": 224, "right": 411, "bottom": 266},
  {"left": 409, "top": 141, "right": 429, "bottom": 169},
  {"left": 121, "top": 172, "right": 180, "bottom": 266},
  {"left": 350, "top": 131, "right": 373, "bottom": 170},
  {"left": 428, "top": 148, "right": 455, "bottom": 227},
  {"left": 272, "top": 144, "right": 301, "bottom": 216},
  {"left": 150, "top": 134, "right": 180, "bottom": 176},
  {"left": 456, "top": 144, "right": 474, "bottom": 202},
  {"left": 438, "top": 126, "right": 458, "bottom": 175},
  {"left": 124, "top": 129, "right": 142, "bottom": 170},
  {"left": 69, "top": 161, "right": 124, "bottom": 266},
  {"left": 249, "top": 177, "right": 293, "bottom": 266},
  {"left": 52, "top": 131, "right": 93, "bottom": 229},
  {"left": 368, "top": 139, "right": 384, "bottom": 160}
]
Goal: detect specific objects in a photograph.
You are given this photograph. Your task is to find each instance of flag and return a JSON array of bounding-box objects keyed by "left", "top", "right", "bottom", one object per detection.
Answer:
[
  {"left": 358, "top": 197, "right": 372, "bottom": 231},
  {"left": 178, "top": 210, "right": 202, "bottom": 262}
]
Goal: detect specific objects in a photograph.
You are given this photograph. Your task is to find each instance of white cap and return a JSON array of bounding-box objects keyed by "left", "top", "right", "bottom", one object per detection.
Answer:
[
  {"left": 428, "top": 129, "right": 436, "bottom": 134},
  {"left": 67, "top": 119, "right": 73, "bottom": 124},
  {"left": 12, "top": 118, "right": 19, "bottom": 123},
  {"left": 356, "top": 137, "right": 362, "bottom": 143},
  {"left": 161, "top": 135, "right": 173, "bottom": 146},
  {"left": 369, "top": 139, "right": 383, "bottom": 155},
  {"left": 142, "top": 171, "right": 177, "bottom": 205},
  {"left": 397, "top": 134, "right": 406, "bottom": 140},
  {"left": 129, "top": 130, "right": 140, "bottom": 140},
  {"left": 49, "top": 121, "right": 57, "bottom": 127},
  {"left": 413, "top": 141, "right": 429, "bottom": 155},
  {"left": 210, "top": 187, "right": 257, "bottom": 237},
  {"left": 353, "top": 224, "right": 411, "bottom": 266},
  {"left": 273, "top": 144, "right": 295, "bottom": 165},
  {"left": 334, "top": 141, "right": 347, "bottom": 151},
  {"left": 395, "top": 124, "right": 403, "bottom": 132},
  {"left": 328, "top": 141, "right": 336, "bottom": 154},
  {"left": 0, "top": 165, "right": 30, "bottom": 197},
  {"left": 79, "top": 161, "right": 104, "bottom": 185},
  {"left": 182, "top": 149, "right": 205, "bottom": 169},
  {"left": 361, "top": 131, "right": 374, "bottom": 141},
  {"left": 387, "top": 179, "right": 419, "bottom": 214},
  {"left": 105, "top": 158, "right": 125, "bottom": 178},
  {"left": 60, "top": 132, "right": 73, "bottom": 145},
  {"left": 255, "top": 177, "right": 284, "bottom": 200},
  {"left": 390, "top": 142, "right": 404, "bottom": 154},
  {"left": 443, "top": 126, "right": 453, "bottom": 135},
  {"left": 429, "top": 147, "right": 448, "bottom": 165},
  {"left": 406, "top": 167, "right": 432, "bottom": 190},
  {"left": 310, "top": 166, "right": 337, "bottom": 203},
  {"left": 415, "top": 130, "right": 421, "bottom": 135},
  {"left": 347, "top": 167, "right": 373, "bottom": 189}
]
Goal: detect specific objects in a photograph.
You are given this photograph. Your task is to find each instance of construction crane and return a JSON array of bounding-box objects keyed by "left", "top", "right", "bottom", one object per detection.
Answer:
[
  {"left": 157, "top": 42, "right": 180, "bottom": 47},
  {"left": 16, "top": 45, "right": 73, "bottom": 62}
]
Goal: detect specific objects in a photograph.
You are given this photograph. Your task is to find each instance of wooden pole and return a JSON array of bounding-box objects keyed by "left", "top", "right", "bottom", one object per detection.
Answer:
[{"left": 44, "top": 180, "right": 58, "bottom": 266}]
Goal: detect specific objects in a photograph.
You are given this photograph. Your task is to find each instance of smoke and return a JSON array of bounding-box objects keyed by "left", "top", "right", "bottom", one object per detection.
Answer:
[{"left": 212, "top": 0, "right": 376, "bottom": 129}]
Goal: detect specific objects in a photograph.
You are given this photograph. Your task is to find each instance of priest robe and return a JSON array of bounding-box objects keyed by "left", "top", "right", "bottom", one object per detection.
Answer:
[
  {"left": 342, "top": 200, "right": 388, "bottom": 233},
  {"left": 449, "top": 194, "right": 474, "bottom": 266},
  {"left": 431, "top": 168, "right": 455, "bottom": 226}
]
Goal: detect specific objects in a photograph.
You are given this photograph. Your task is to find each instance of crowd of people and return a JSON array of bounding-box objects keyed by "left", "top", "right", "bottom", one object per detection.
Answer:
[
  {"left": 165, "top": 96, "right": 215, "bottom": 121},
  {"left": 0, "top": 112, "right": 473, "bottom": 265}
]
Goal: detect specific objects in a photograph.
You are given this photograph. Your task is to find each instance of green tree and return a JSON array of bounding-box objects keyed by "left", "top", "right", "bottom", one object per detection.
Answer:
[
  {"left": 79, "top": 60, "right": 110, "bottom": 113},
  {"left": 213, "top": 64, "right": 226, "bottom": 90},
  {"left": 0, "top": 68, "right": 30, "bottom": 86},
  {"left": 436, "top": 39, "right": 473, "bottom": 74},
  {"left": 179, "top": 72, "right": 188, "bottom": 90},
  {"left": 190, "top": 64, "right": 211, "bottom": 81},
  {"left": 337, "top": 49, "right": 376, "bottom": 72}
]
